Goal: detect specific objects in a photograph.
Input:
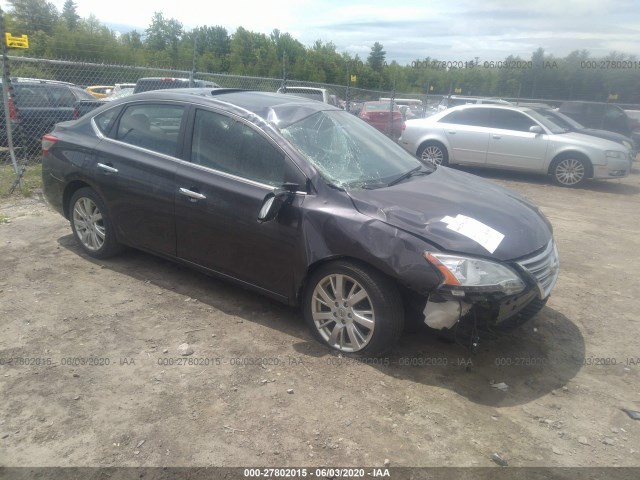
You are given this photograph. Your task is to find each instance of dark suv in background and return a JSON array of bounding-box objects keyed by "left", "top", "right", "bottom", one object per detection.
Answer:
[
  {"left": 1, "top": 77, "right": 94, "bottom": 149},
  {"left": 558, "top": 101, "right": 640, "bottom": 146}
]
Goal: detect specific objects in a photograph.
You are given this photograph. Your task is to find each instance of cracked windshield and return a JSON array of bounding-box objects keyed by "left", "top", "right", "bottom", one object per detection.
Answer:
[{"left": 281, "top": 110, "right": 426, "bottom": 189}]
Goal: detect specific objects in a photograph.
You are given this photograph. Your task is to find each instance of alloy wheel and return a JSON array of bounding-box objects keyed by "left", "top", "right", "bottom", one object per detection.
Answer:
[
  {"left": 421, "top": 145, "right": 444, "bottom": 165},
  {"left": 310, "top": 274, "right": 375, "bottom": 352},
  {"left": 72, "top": 197, "right": 106, "bottom": 251},
  {"left": 555, "top": 158, "right": 585, "bottom": 186}
]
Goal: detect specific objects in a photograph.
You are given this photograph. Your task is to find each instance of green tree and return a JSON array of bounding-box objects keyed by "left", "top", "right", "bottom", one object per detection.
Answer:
[
  {"left": 61, "top": 0, "right": 79, "bottom": 30},
  {"left": 7, "top": 0, "right": 59, "bottom": 35},
  {"left": 367, "top": 42, "right": 386, "bottom": 72},
  {"left": 145, "top": 12, "right": 183, "bottom": 67}
]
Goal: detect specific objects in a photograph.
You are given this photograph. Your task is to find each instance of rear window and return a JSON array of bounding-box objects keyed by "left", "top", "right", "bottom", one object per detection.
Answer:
[
  {"left": 559, "top": 103, "right": 583, "bottom": 114},
  {"left": 365, "top": 103, "right": 400, "bottom": 112},
  {"left": 13, "top": 86, "right": 50, "bottom": 107}
]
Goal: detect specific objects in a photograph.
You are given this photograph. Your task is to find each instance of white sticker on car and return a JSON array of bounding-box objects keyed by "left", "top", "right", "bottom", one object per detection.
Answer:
[{"left": 441, "top": 214, "right": 504, "bottom": 254}]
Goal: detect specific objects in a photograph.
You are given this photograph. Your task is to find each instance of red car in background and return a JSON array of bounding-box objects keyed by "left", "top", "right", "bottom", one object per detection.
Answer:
[{"left": 358, "top": 101, "right": 404, "bottom": 140}]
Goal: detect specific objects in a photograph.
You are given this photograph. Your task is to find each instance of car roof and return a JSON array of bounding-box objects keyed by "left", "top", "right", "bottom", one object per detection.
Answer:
[
  {"left": 106, "top": 89, "right": 339, "bottom": 128},
  {"left": 443, "top": 103, "right": 530, "bottom": 112}
]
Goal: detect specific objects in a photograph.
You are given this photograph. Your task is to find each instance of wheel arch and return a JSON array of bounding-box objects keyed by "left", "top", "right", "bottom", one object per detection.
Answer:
[
  {"left": 62, "top": 180, "right": 93, "bottom": 219},
  {"left": 548, "top": 150, "right": 594, "bottom": 178},
  {"left": 295, "top": 255, "right": 405, "bottom": 307}
]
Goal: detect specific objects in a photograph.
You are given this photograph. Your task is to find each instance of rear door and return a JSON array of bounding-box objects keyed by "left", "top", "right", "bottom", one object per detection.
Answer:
[
  {"left": 174, "top": 107, "right": 307, "bottom": 299},
  {"left": 91, "top": 101, "right": 186, "bottom": 255},
  {"left": 437, "top": 108, "right": 490, "bottom": 164}
]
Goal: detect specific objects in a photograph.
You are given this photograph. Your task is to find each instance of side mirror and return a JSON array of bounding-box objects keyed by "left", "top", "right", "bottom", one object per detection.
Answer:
[
  {"left": 257, "top": 184, "right": 298, "bottom": 223},
  {"left": 529, "top": 125, "right": 543, "bottom": 135}
]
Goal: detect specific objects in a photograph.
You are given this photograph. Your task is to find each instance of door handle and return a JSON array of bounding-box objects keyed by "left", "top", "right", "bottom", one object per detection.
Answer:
[
  {"left": 492, "top": 135, "right": 501, "bottom": 139},
  {"left": 179, "top": 187, "right": 206, "bottom": 201},
  {"left": 447, "top": 130, "right": 457, "bottom": 134},
  {"left": 97, "top": 163, "right": 118, "bottom": 173}
]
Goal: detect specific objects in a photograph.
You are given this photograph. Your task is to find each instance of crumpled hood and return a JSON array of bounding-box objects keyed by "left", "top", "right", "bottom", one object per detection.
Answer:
[{"left": 347, "top": 167, "right": 552, "bottom": 261}]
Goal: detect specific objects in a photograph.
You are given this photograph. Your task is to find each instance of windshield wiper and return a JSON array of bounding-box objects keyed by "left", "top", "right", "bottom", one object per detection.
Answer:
[{"left": 387, "top": 165, "right": 433, "bottom": 187}]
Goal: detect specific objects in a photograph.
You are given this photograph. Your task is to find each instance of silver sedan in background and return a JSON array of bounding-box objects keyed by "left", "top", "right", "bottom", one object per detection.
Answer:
[{"left": 399, "top": 104, "right": 632, "bottom": 187}]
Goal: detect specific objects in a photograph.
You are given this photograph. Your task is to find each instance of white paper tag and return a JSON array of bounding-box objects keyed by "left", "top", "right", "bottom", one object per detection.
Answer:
[{"left": 441, "top": 214, "right": 504, "bottom": 254}]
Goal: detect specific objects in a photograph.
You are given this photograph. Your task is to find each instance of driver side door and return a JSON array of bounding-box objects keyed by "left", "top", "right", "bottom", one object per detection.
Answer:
[{"left": 174, "top": 108, "right": 308, "bottom": 300}]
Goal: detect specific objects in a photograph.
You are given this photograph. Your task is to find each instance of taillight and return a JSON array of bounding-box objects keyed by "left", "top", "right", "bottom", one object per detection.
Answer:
[
  {"left": 42, "top": 134, "right": 58, "bottom": 157},
  {"left": 360, "top": 112, "right": 370, "bottom": 120},
  {"left": 73, "top": 108, "right": 79, "bottom": 120}
]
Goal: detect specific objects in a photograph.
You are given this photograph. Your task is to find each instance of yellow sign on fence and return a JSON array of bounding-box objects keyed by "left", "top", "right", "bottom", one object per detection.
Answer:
[{"left": 5, "top": 33, "right": 29, "bottom": 49}]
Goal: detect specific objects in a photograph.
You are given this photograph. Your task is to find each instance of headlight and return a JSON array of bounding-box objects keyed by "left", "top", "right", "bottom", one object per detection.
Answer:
[
  {"left": 425, "top": 252, "right": 525, "bottom": 295},
  {"left": 606, "top": 150, "right": 626, "bottom": 160}
]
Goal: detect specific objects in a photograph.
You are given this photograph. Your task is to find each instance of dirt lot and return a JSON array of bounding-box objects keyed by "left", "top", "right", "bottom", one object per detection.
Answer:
[{"left": 1, "top": 166, "right": 640, "bottom": 469}]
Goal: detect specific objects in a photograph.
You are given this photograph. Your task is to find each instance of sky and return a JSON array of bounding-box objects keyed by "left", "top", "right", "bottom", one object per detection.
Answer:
[{"left": 9, "top": 0, "right": 640, "bottom": 64}]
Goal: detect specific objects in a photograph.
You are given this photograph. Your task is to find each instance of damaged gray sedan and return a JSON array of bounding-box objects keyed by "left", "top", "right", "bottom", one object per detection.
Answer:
[{"left": 42, "top": 89, "right": 559, "bottom": 356}]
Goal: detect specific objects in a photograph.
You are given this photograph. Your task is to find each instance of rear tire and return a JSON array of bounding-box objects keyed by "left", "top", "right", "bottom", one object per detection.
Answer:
[
  {"left": 418, "top": 142, "right": 449, "bottom": 166},
  {"left": 69, "top": 187, "right": 123, "bottom": 259},
  {"left": 303, "top": 260, "right": 404, "bottom": 356}
]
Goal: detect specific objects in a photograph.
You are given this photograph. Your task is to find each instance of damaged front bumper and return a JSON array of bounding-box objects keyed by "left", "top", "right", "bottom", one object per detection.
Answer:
[
  {"left": 422, "top": 240, "right": 560, "bottom": 330},
  {"left": 423, "top": 288, "right": 539, "bottom": 330}
]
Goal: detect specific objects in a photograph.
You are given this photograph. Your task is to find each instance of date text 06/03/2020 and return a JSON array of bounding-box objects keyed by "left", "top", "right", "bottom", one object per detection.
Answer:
[{"left": 243, "top": 468, "right": 390, "bottom": 478}]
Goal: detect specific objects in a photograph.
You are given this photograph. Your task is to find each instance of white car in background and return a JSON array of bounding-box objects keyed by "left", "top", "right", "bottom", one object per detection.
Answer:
[{"left": 399, "top": 104, "right": 632, "bottom": 187}]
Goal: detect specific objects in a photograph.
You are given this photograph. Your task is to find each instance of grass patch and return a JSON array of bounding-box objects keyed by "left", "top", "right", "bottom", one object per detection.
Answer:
[{"left": 0, "top": 162, "right": 43, "bottom": 198}]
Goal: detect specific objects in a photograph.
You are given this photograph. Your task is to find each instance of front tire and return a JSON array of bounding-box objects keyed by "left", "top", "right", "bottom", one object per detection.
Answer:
[
  {"left": 69, "top": 187, "right": 123, "bottom": 259},
  {"left": 303, "top": 261, "right": 404, "bottom": 356},
  {"left": 418, "top": 142, "right": 449, "bottom": 166},
  {"left": 551, "top": 156, "right": 590, "bottom": 187}
]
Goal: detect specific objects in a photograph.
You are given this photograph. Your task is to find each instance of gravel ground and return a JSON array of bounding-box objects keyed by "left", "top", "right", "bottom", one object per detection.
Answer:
[{"left": 1, "top": 166, "right": 639, "bottom": 469}]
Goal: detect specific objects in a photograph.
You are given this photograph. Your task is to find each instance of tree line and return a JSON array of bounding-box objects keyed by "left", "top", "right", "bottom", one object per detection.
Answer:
[{"left": 3, "top": 0, "right": 640, "bottom": 104}]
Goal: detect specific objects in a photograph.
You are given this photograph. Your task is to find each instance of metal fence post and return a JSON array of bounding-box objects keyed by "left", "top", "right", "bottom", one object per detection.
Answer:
[{"left": 0, "top": 7, "right": 23, "bottom": 193}]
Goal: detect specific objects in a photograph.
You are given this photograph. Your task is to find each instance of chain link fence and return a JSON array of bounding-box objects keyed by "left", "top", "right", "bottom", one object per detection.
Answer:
[
  {"left": 2, "top": 56, "right": 639, "bottom": 194},
  {"left": 1, "top": 56, "right": 437, "bottom": 192}
]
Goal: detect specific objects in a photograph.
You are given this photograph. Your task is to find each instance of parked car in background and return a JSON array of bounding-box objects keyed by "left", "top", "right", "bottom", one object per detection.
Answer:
[
  {"left": 73, "top": 79, "right": 216, "bottom": 119},
  {"left": 399, "top": 104, "right": 631, "bottom": 187},
  {"left": 437, "top": 95, "right": 511, "bottom": 112},
  {"left": 42, "top": 89, "right": 559, "bottom": 355},
  {"left": 103, "top": 83, "right": 136, "bottom": 101},
  {"left": 276, "top": 86, "right": 340, "bottom": 106},
  {"left": 0, "top": 77, "right": 94, "bottom": 149},
  {"left": 380, "top": 98, "right": 424, "bottom": 119},
  {"left": 133, "top": 77, "right": 220, "bottom": 94},
  {"left": 524, "top": 105, "right": 636, "bottom": 160},
  {"left": 86, "top": 85, "right": 115, "bottom": 99},
  {"left": 358, "top": 101, "right": 404, "bottom": 140},
  {"left": 558, "top": 101, "right": 640, "bottom": 145}
]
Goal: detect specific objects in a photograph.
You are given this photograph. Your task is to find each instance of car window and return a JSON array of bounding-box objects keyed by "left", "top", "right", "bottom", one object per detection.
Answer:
[
  {"left": 13, "top": 86, "right": 50, "bottom": 107},
  {"left": 94, "top": 107, "right": 121, "bottom": 135},
  {"left": 190, "top": 108, "right": 289, "bottom": 186},
  {"left": 604, "top": 106, "right": 625, "bottom": 119},
  {"left": 438, "top": 108, "right": 490, "bottom": 126},
  {"left": 48, "top": 86, "right": 77, "bottom": 107},
  {"left": 115, "top": 104, "right": 184, "bottom": 156},
  {"left": 489, "top": 109, "right": 538, "bottom": 132}
]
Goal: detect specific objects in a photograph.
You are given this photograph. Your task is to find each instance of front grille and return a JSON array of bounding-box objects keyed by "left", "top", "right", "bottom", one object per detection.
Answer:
[{"left": 517, "top": 241, "right": 560, "bottom": 299}]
